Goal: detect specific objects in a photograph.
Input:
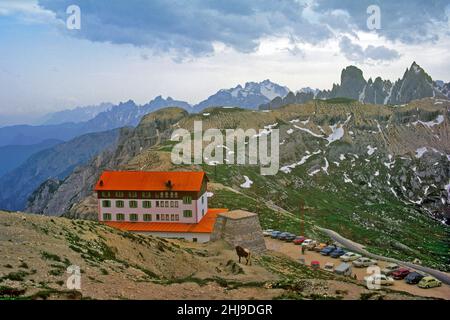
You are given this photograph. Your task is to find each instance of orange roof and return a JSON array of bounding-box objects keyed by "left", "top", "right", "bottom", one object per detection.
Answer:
[
  {"left": 102, "top": 209, "right": 228, "bottom": 234},
  {"left": 95, "top": 171, "right": 207, "bottom": 192}
]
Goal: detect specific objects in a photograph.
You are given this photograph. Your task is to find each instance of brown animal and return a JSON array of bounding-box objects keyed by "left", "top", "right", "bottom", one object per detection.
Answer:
[{"left": 235, "top": 246, "right": 252, "bottom": 265}]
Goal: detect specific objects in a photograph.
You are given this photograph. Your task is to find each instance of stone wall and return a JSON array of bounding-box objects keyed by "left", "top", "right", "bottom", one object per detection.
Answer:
[{"left": 211, "top": 210, "right": 266, "bottom": 254}]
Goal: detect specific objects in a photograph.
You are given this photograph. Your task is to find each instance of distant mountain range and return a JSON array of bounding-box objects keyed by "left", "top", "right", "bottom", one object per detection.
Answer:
[
  {"left": 0, "top": 129, "right": 121, "bottom": 211},
  {"left": 39, "top": 103, "right": 114, "bottom": 125},
  {"left": 0, "top": 62, "right": 448, "bottom": 175},
  {"left": 0, "top": 97, "right": 190, "bottom": 147},
  {"left": 0, "top": 139, "right": 62, "bottom": 177},
  {"left": 261, "top": 62, "right": 449, "bottom": 109},
  {"left": 192, "top": 80, "right": 290, "bottom": 112}
]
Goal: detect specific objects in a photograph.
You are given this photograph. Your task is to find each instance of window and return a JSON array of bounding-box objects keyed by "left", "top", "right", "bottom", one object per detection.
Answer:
[
  {"left": 156, "top": 201, "right": 160, "bottom": 208},
  {"left": 165, "top": 201, "right": 169, "bottom": 207},
  {"left": 103, "top": 213, "right": 112, "bottom": 221},
  {"left": 142, "top": 192, "right": 152, "bottom": 198},
  {"left": 129, "top": 214, "right": 138, "bottom": 222},
  {"left": 116, "top": 213, "right": 125, "bottom": 221},
  {"left": 128, "top": 192, "right": 138, "bottom": 198},
  {"left": 166, "top": 214, "right": 170, "bottom": 221},
  {"left": 143, "top": 201, "right": 151, "bottom": 208},
  {"left": 174, "top": 192, "right": 178, "bottom": 198},
  {"left": 116, "top": 200, "right": 124, "bottom": 208},
  {"left": 170, "top": 214, "right": 174, "bottom": 221},
  {"left": 161, "top": 214, "right": 165, "bottom": 221},
  {"left": 156, "top": 214, "right": 160, "bottom": 221},
  {"left": 175, "top": 201, "right": 179, "bottom": 208},
  {"left": 202, "top": 209, "right": 204, "bottom": 216},
  {"left": 183, "top": 210, "right": 193, "bottom": 218},
  {"left": 129, "top": 200, "right": 138, "bottom": 208},
  {"left": 143, "top": 214, "right": 152, "bottom": 222},
  {"left": 183, "top": 196, "right": 192, "bottom": 204},
  {"left": 165, "top": 192, "right": 169, "bottom": 198},
  {"left": 160, "top": 192, "right": 164, "bottom": 198},
  {"left": 101, "top": 191, "right": 111, "bottom": 197},
  {"left": 115, "top": 191, "right": 124, "bottom": 197},
  {"left": 175, "top": 215, "right": 179, "bottom": 221},
  {"left": 102, "top": 200, "right": 111, "bottom": 208},
  {"left": 170, "top": 201, "right": 174, "bottom": 208}
]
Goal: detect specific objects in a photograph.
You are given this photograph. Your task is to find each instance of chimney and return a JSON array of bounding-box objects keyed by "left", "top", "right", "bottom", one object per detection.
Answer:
[
  {"left": 99, "top": 180, "right": 104, "bottom": 187},
  {"left": 166, "top": 180, "right": 173, "bottom": 189}
]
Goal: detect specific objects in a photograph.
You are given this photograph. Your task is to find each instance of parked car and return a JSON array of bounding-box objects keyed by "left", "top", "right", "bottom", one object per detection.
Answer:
[
  {"left": 340, "top": 252, "right": 362, "bottom": 262},
  {"left": 301, "top": 239, "right": 317, "bottom": 250},
  {"left": 324, "top": 262, "right": 334, "bottom": 272},
  {"left": 277, "top": 232, "right": 291, "bottom": 240},
  {"left": 293, "top": 236, "right": 306, "bottom": 245},
  {"left": 391, "top": 268, "right": 411, "bottom": 280},
  {"left": 418, "top": 276, "right": 442, "bottom": 289},
  {"left": 263, "top": 229, "right": 274, "bottom": 237},
  {"left": 313, "top": 243, "right": 327, "bottom": 252},
  {"left": 330, "top": 248, "right": 346, "bottom": 258},
  {"left": 284, "top": 233, "right": 297, "bottom": 242},
  {"left": 270, "top": 231, "right": 282, "bottom": 239},
  {"left": 311, "top": 260, "right": 320, "bottom": 269},
  {"left": 364, "top": 274, "right": 394, "bottom": 288},
  {"left": 334, "top": 263, "right": 352, "bottom": 276},
  {"left": 320, "top": 246, "right": 336, "bottom": 256},
  {"left": 352, "top": 257, "right": 377, "bottom": 268},
  {"left": 405, "top": 272, "right": 425, "bottom": 284},
  {"left": 381, "top": 263, "right": 400, "bottom": 275}
]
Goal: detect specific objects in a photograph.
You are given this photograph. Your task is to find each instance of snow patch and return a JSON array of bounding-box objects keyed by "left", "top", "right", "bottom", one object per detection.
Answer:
[
  {"left": 412, "top": 115, "right": 444, "bottom": 128},
  {"left": 367, "top": 145, "right": 377, "bottom": 156},
  {"left": 322, "top": 158, "right": 329, "bottom": 175},
  {"left": 240, "top": 176, "right": 253, "bottom": 188},
  {"left": 308, "top": 169, "right": 321, "bottom": 176},
  {"left": 280, "top": 150, "right": 321, "bottom": 173},
  {"left": 343, "top": 173, "right": 353, "bottom": 184},
  {"left": 294, "top": 125, "right": 324, "bottom": 138},
  {"left": 415, "top": 147, "right": 428, "bottom": 158}
]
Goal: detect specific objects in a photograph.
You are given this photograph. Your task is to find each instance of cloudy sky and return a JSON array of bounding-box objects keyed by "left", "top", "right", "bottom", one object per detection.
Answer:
[{"left": 0, "top": 0, "right": 449, "bottom": 125}]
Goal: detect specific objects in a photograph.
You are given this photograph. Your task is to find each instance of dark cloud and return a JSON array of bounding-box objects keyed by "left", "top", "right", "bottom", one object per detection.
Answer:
[
  {"left": 339, "top": 36, "right": 400, "bottom": 62},
  {"left": 38, "top": 0, "right": 447, "bottom": 59},
  {"left": 315, "top": 0, "right": 449, "bottom": 44}
]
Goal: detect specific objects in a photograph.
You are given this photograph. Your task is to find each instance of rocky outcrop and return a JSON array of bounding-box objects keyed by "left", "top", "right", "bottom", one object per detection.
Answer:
[{"left": 260, "top": 62, "right": 447, "bottom": 110}]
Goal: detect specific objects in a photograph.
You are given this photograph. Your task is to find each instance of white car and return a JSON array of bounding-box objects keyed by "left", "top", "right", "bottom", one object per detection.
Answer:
[
  {"left": 301, "top": 239, "right": 317, "bottom": 249},
  {"left": 364, "top": 274, "right": 394, "bottom": 288},
  {"left": 262, "top": 229, "right": 274, "bottom": 237},
  {"left": 352, "top": 257, "right": 377, "bottom": 268},
  {"left": 340, "top": 252, "right": 362, "bottom": 262},
  {"left": 381, "top": 263, "right": 400, "bottom": 275}
]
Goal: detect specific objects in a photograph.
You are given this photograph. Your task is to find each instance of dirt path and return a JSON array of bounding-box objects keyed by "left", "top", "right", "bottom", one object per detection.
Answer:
[{"left": 266, "top": 238, "right": 450, "bottom": 300}]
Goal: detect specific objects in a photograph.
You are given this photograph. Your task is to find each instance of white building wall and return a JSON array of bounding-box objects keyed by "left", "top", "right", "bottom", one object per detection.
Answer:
[
  {"left": 98, "top": 193, "right": 208, "bottom": 223},
  {"left": 135, "top": 231, "right": 211, "bottom": 243},
  {"left": 195, "top": 192, "right": 208, "bottom": 223}
]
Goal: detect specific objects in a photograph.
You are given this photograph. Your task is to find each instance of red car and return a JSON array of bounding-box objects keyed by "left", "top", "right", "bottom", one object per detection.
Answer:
[
  {"left": 392, "top": 268, "right": 411, "bottom": 280},
  {"left": 293, "top": 236, "right": 306, "bottom": 245}
]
